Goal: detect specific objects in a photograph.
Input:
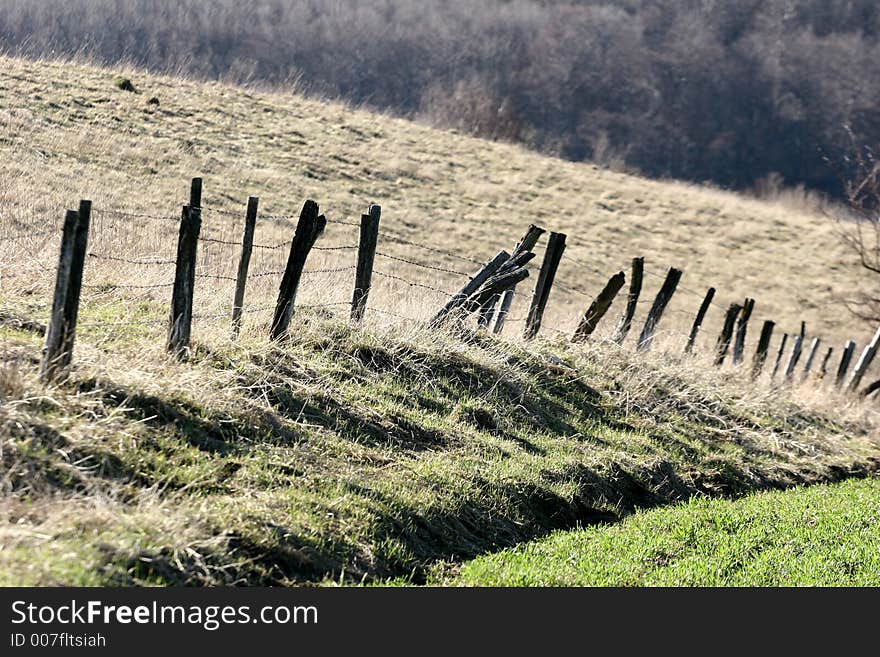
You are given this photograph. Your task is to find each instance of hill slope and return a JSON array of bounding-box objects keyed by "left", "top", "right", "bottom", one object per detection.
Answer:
[{"left": 1, "top": 57, "right": 879, "bottom": 585}]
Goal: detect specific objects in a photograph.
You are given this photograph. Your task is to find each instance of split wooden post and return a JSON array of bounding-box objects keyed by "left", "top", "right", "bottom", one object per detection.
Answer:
[
  {"left": 167, "top": 203, "right": 202, "bottom": 358},
  {"left": 714, "top": 303, "right": 742, "bottom": 366},
  {"left": 770, "top": 333, "right": 789, "bottom": 379},
  {"left": 613, "top": 257, "right": 644, "bottom": 344},
  {"left": 231, "top": 196, "right": 259, "bottom": 337},
  {"left": 684, "top": 287, "right": 715, "bottom": 354},
  {"left": 572, "top": 271, "right": 626, "bottom": 343},
  {"left": 493, "top": 224, "right": 546, "bottom": 334},
  {"left": 40, "top": 201, "right": 91, "bottom": 383},
  {"left": 751, "top": 320, "right": 775, "bottom": 379},
  {"left": 801, "top": 337, "right": 822, "bottom": 379},
  {"left": 731, "top": 297, "right": 755, "bottom": 365},
  {"left": 835, "top": 340, "right": 857, "bottom": 387},
  {"left": 636, "top": 267, "right": 682, "bottom": 351},
  {"left": 524, "top": 231, "right": 566, "bottom": 340},
  {"left": 847, "top": 325, "right": 880, "bottom": 392},
  {"left": 433, "top": 250, "right": 510, "bottom": 325},
  {"left": 270, "top": 200, "right": 326, "bottom": 340},
  {"left": 818, "top": 346, "right": 834, "bottom": 380},
  {"left": 350, "top": 204, "right": 381, "bottom": 322}
]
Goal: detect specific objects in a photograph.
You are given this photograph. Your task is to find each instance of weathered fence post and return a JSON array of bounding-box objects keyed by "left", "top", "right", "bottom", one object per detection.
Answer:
[
  {"left": 801, "top": 337, "right": 822, "bottom": 379},
  {"left": 847, "top": 326, "right": 880, "bottom": 392},
  {"left": 637, "top": 267, "right": 682, "bottom": 351},
  {"left": 770, "top": 333, "right": 789, "bottom": 380},
  {"left": 818, "top": 346, "right": 834, "bottom": 380},
  {"left": 270, "top": 200, "right": 326, "bottom": 340},
  {"left": 684, "top": 287, "right": 715, "bottom": 354},
  {"left": 434, "top": 250, "right": 510, "bottom": 325},
  {"left": 613, "top": 257, "right": 644, "bottom": 344},
  {"left": 731, "top": 297, "right": 755, "bottom": 365},
  {"left": 493, "top": 225, "right": 545, "bottom": 334},
  {"left": 189, "top": 177, "right": 202, "bottom": 208},
  {"left": 524, "top": 231, "right": 566, "bottom": 340},
  {"left": 167, "top": 203, "right": 202, "bottom": 357},
  {"left": 784, "top": 327, "right": 805, "bottom": 383},
  {"left": 40, "top": 201, "right": 91, "bottom": 383},
  {"left": 572, "top": 271, "right": 626, "bottom": 343},
  {"left": 835, "top": 340, "right": 856, "bottom": 388},
  {"left": 351, "top": 204, "right": 381, "bottom": 322},
  {"left": 714, "top": 303, "right": 742, "bottom": 366},
  {"left": 232, "top": 196, "right": 259, "bottom": 337},
  {"left": 751, "top": 320, "right": 775, "bottom": 379}
]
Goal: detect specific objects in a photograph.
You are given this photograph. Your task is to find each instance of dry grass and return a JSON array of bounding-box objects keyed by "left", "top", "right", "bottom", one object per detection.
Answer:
[{"left": 1, "top": 55, "right": 880, "bottom": 586}]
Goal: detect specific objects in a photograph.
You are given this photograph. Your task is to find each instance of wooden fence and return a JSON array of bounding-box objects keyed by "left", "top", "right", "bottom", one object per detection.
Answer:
[{"left": 3, "top": 176, "right": 879, "bottom": 397}]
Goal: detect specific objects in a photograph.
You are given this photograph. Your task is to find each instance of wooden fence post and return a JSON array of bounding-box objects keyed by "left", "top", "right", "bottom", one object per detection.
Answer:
[
  {"left": 190, "top": 177, "right": 202, "bottom": 208},
  {"left": 493, "top": 224, "right": 545, "bottom": 334},
  {"left": 770, "top": 333, "right": 789, "bottom": 379},
  {"left": 714, "top": 303, "right": 742, "bottom": 366},
  {"left": 351, "top": 204, "right": 381, "bottom": 322},
  {"left": 835, "top": 340, "right": 856, "bottom": 388},
  {"left": 167, "top": 204, "right": 202, "bottom": 357},
  {"left": 232, "top": 196, "right": 259, "bottom": 337},
  {"left": 751, "top": 320, "right": 775, "bottom": 379},
  {"left": 434, "top": 250, "right": 510, "bottom": 325},
  {"left": 613, "top": 257, "right": 644, "bottom": 344},
  {"left": 731, "top": 297, "right": 755, "bottom": 365},
  {"left": 784, "top": 334, "right": 804, "bottom": 382},
  {"left": 270, "top": 200, "right": 325, "bottom": 340},
  {"left": 524, "top": 231, "right": 566, "bottom": 340},
  {"left": 636, "top": 267, "right": 682, "bottom": 351},
  {"left": 818, "top": 346, "right": 834, "bottom": 380},
  {"left": 801, "top": 337, "right": 822, "bottom": 379},
  {"left": 684, "top": 287, "right": 715, "bottom": 354},
  {"left": 40, "top": 201, "right": 91, "bottom": 383},
  {"left": 572, "top": 271, "right": 626, "bottom": 343},
  {"left": 847, "top": 325, "right": 880, "bottom": 392}
]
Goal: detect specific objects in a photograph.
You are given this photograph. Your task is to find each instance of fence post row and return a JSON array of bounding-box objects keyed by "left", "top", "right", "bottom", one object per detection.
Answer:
[
  {"left": 572, "top": 271, "right": 626, "bottom": 343},
  {"left": 270, "top": 200, "right": 325, "bottom": 340},
  {"left": 751, "top": 319, "right": 775, "bottom": 379},
  {"left": 493, "top": 224, "right": 546, "bottom": 335},
  {"left": 232, "top": 196, "right": 259, "bottom": 337},
  {"left": 40, "top": 201, "right": 91, "bottom": 383},
  {"left": 731, "top": 297, "right": 755, "bottom": 365},
  {"left": 684, "top": 286, "right": 715, "bottom": 354},
  {"left": 636, "top": 267, "right": 681, "bottom": 352},
  {"left": 351, "top": 204, "right": 381, "bottom": 322},
  {"left": 524, "top": 231, "right": 566, "bottom": 340},
  {"left": 714, "top": 303, "right": 742, "bottom": 366},
  {"left": 613, "top": 256, "right": 644, "bottom": 344},
  {"left": 167, "top": 201, "right": 202, "bottom": 359},
  {"left": 835, "top": 340, "right": 856, "bottom": 388},
  {"left": 847, "top": 325, "right": 880, "bottom": 392}
]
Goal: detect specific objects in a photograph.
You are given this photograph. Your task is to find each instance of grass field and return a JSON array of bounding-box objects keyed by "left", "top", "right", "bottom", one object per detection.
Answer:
[
  {"left": 1, "top": 56, "right": 880, "bottom": 586},
  {"left": 451, "top": 476, "right": 880, "bottom": 586}
]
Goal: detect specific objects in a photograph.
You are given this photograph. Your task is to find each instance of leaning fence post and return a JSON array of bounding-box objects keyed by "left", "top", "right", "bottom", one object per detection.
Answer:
[
  {"left": 232, "top": 196, "right": 259, "bottom": 337},
  {"left": 493, "top": 224, "right": 546, "bottom": 334},
  {"left": 524, "top": 231, "right": 566, "bottom": 340},
  {"left": 715, "top": 303, "right": 742, "bottom": 366},
  {"left": 731, "top": 298, "right": 755, "bottom": 365},
  {"left": 818, "top": 346, "right": 834, "bottom": 381},
  {"left": 835, "top": 340, "right": 857, "bottom": 388},
  {"left": 572, "top": 271, "right": 625, "bottom": 343},
  {"left": 636, "top": 267, "right": 682, "bottom": 351},
  {"left": 784, "top": 334, "right": 804, "bottom": 383},
  {"left": 40, "top": 201, "right": 91, "bottom": 383},
  {"left": 847, "top": 325, "right": 880, "bottom": 392},
  {"left": 751, "top": 320, "right": 775, "bottom": 379},
  {"left": 167, "top": 204, "right": 202, "bottom": 358},
  {"left": 613, "top": 257, "right": 644, "bottom": 344},
  {"left": 434, "top": 250, "right": 510, "bottom": 325},
  {"left": 770, "top": 333, "right": 789, "bottom": 380},
  {"left": 684, "top": 287, "right": 715, "bottom": 354},
  {"left": 351, "top": 204, "right": 381, "bottom": 322},
  {"left": 801, "top": 337, "right": 822, "bottom": 380},
  {"left": 270, "top": 200, "right": 325, "bottom": 340}
]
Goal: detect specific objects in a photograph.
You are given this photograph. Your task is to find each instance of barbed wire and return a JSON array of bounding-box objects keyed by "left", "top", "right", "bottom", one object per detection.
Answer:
[
  {"left": 377, "top": 231, "right": 483, "bottom": 265},
  {"left": 375, "top": 251, "right": 471, "bottom": 276},
  {"left": 372, "top": 270, "right": 457, "bottom": 296},
  {"left": 88, "top": 252, "right": 176, "bottom": 266},
  {"left": 83, "top": 281, "right": 174, "bottom": 290},
  {"left": 91, "top": 208, "right": 179, "bottom": 224}
]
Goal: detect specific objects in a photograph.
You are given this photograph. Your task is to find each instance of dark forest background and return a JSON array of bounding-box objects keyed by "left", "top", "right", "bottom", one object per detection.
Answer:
[{"left": 2, "top": 0, "right": 879, "bottom": 197}]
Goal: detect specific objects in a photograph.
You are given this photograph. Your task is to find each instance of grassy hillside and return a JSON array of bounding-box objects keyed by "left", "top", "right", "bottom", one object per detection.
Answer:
[
  {"left": 451, "top": 477, "right": 880, "bottom": 586},
  {"left": 1, "top": 56, "right": 879, "bottom": 586}
]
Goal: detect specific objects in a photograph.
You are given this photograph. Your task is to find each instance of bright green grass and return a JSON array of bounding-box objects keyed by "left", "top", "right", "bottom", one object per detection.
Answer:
[{"left": 452, "top": 477, "right": 880, "bottom": 586}]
